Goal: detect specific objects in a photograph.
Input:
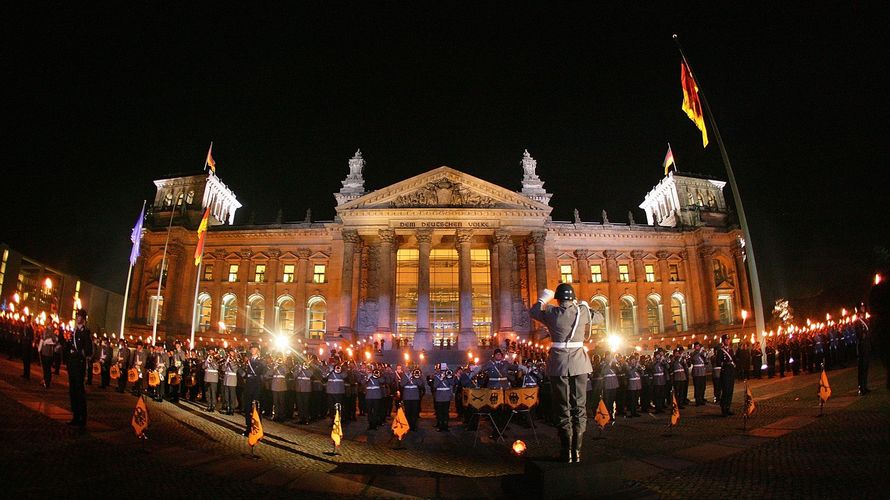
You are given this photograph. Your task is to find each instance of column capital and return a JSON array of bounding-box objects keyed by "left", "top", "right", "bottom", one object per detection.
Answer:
[
  {"left": 603, "top": 249, "right": 618, "bottom": 260},
  {"left": 678, "top": 250, "right": 689, "bottom": 261},
  {"left": 656, "top": 250, "right": 671, "bottom": 260},
  {"left": 530, "top": 230, "right": 547, "bottom": 245},
  {"left": 630, "top": 250, "right": 645, "bottom": 260},
  {"left": 268, "top": 248, "right": 281, "bottom": 259},
  {"left": 342, "top": 229, "right": 361, "bottom": 245},
  {"left": 455, "top": 228, "right": 474, "bottom": 245},
  {"left": 238, "top": 249, "right": 252, "bottom": 260},
  {"left": 297, "top": 248, "right": 312, "bottom": 260},
  {"left": 698, "top": 246, "right": 717, "bottom": 258},
  {"left": 212, "top": 249, "right": 227, "bottom": 260},
  {"left": 494, "top": 229, "right": 512, "bottom": 244},
  {"left": 415, "top": 228, "right": 433, "bottom": 244},
  {"left": 378, "top": 229, "right": 396, "bottom": 244},
  {"left": 574, "top": 249, "right": 590, "bottom": 261}
]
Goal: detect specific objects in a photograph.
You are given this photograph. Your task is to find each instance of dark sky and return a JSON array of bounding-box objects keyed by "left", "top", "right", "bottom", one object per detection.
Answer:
[{"left": 2, "top": 2, "right": 887, "bottom": 319}]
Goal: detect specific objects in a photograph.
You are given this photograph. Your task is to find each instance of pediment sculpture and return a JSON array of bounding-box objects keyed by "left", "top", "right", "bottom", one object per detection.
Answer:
[{"left": 390, "top": 177, "right": 496, "bottom": 208}]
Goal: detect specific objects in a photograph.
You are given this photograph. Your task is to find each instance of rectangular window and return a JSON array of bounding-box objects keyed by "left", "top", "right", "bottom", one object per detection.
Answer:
[
  {"left": 590, "top": 264, "right": 602, "bottom": 283},
  {"left": 146, "top": 295, "right": 164, "bottom": 325},
  {"left": 227, "top": 264, "right": 239, "bottom": 282},
  {"left": 645, "top": 264, "right": 656, "bottom": 282},
  {"left": 471, "top": 249, "right": 492, "bottom": 342},
  {"left": 618, "top": 264, "right": 630, "bottom": 282},
  {"left": 312, "top": 264, "right": 326, "bottom": 284},
  {"left": 202, "top": 264, "right": 213, "bottom": 281},
  {"left": 395, "top": 249, "right": 419, "bottom": 341},
  {"left": 669, "top": 264, "right": 680, "bottom": 281},
  {"left": 254, "top": 264, "right": 266, "bottom": 283},
  {"left": 560, "top": 264, "right": 573, "bottom": 283},
  {"left": 282, "top": 264, "right": 295, "bottom": 283}
]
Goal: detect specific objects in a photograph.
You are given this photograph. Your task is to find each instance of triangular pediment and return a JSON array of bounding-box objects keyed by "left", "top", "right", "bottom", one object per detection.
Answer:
[{"left": 336, "top": 167, "right": 552, "bottom": 213}]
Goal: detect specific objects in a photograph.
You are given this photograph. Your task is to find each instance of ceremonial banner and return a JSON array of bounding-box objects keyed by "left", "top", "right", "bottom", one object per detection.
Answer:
[
  {"left": 505, "top": 388, "right": 539, "bottom": 410},
  {"left": 110, "top": 365, "right": 120, "bottom": 380},
  {"left": 745, "top": 384, "right": 756, "bottom": 416},
  {"left": 248, "top": 402, "right": 263, "bottom": 447},
  {"left": 670, "top": 392, "right": 680, "bottom": 427},
  {"left": 595, "top": 399, "right": 611, "bottom": 429},
  {"left": 131, "top": 395, "right": 149, "bottom": 437},
  {"left": 331, "top": 407, "right": 343, "bottom": 448},
  {"left": 127, "top": 368, "right": 138, "bottom": 383},
  {"left": 148, "top": 370, "right": 160, "bottom": 387},
  {"left": 392, "top": 406, "right": 409, "bottom": 441},
  {"left": 819, "top": 370, "right": 832, "bottom": 402},
  {"left": 680, "top": 61, "right": 708, "bottom": 148},
  {"left": 92, "top": 362, "right": 101, "bottom": 375}
]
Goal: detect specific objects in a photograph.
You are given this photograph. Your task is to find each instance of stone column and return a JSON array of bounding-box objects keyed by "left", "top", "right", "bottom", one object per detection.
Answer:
[
  {"left": 603, "top": 250, "right": 620, "bottom": 330},
  {"left": 266, "top": 249, "right": 280, "bottom": 333},
  {"left": 339, "top": 230, "right": 360, "bottom": 334},
  {"left": 631, "top": 250, "right": 647, "bottom": 336},
  {"left": 575, "top": 249, "right": 591, "bottom": 300},
  {"left": 239, "top": 249, "right": 252, "bottom": 336},
  {"left": 656, "top": 251, "right": 673, "bottom": 331},
  {"left": 732, "top": 243, "right": 751, "bottom": 314},
  {"left": 295, "top": 248, "right": 311, "bottom": 337},
  {"left": 531, "top": 231, "right": 548, "bottom": 295},
  {"left": 699, "top": 247, "right": 719, "bottom": 325},
  {"left": 209, "top": 249, "right": 226, "bottom": 329},
  {"left": 456, "top": 229, "right": 477, "bottom": 349},
  {"left": 376, "top": 229, "right": 395, "bottom": 334},
  {"left": 495, "top": 229, "right": 514, "bottom": 335},
  {"left": 413, "top": 229, "right": 433, "bottom": 350}
]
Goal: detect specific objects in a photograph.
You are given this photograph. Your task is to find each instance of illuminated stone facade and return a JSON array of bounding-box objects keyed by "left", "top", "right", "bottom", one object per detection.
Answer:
[{"left": 125, "top": 151, "right": 751, "bottom": 349}]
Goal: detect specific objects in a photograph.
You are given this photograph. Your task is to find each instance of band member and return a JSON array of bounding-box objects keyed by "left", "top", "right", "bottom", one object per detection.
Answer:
[
  {"left": 114, "top": 340, "right": 130, "bottom": 393},
  {"left": 268, "top": 356, "right": 289, "bottom": 421},
  {"left": 671, "top": 348, "right": 688, "bottom": 409},
  {"left": 171, "top": 340, "right": 186, "bottom": 400},
  {"left": 363, "top": 366, "right": 384, "bottom": 430},
  {"left": 37, "top": 324, "right": 59, "bottom": 388},
  {"left": 222, "top": 350, "right": 239, "bottom": 415},
  {"left": 203, "top": 349, "right": 220, "bottom": 412},
  {"left": 529, "top": 283, "right": 593, "bottom": 464},
  {"left": 428, "top": 364, "right": 455, "bottom": 431},
  {"left": 397, "top": 365, "right": 425, "bottom": 431},
  {"left": 651, "top": 349, "right": 669, "bottom": 413},
  {"left": 21, "top": 317, "right": 34, "bottom": 380},
  {"left": 690, "top": 341, "right": 708, "bottom": 406},
  {"left": 153, "top": 345, "right": 168, "bottom": 402},
  {"left": 66, "top": 309, "right": 93, "bottom": 428},
  {"left": 241, "top": 343, "right": 267, "bottom": 436},
  {"left": 323, "top": 363, "right": 347, "bottom": 423},
  {"left": 293, "top": 362, "right": 313, "bottom": 424},
  {"left": 714, "top": 334, "right": 737, "bottom": 416},
  {"left": 98, "top": 338, "right": 113, "bottom": 389}
]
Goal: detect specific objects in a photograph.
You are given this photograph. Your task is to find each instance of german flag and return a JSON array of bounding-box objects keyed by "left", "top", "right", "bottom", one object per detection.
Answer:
[
  {"left": 670, "top": 391, "right": 680, "bottom": 427},
  {"left": 194, "top": 208, "right": 210, "bottom": 266},
  {"left": 681, "top": 62, "right": 708, "bottom": 148},
  {"left": 205, "top": 143, "right": 216, "bottom": 173}
]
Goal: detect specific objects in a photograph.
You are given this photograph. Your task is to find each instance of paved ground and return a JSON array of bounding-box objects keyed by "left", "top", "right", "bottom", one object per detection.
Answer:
[{"left": 0, "top": 356, "right": 888, "bottom": 498}]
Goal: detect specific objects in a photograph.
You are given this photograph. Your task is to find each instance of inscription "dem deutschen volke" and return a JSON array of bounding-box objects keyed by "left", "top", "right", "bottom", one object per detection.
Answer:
[{"left": 396, "top": 221, "right": 494, "bottom": 228}]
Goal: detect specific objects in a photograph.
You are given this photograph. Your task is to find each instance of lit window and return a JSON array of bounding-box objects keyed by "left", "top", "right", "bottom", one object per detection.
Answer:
[
  {"left": 669, "top": 264, "right": 680, "bottom": 281},
  {"left": 277, "top": 297, "right": 295, "bottom": 334},
  {"left": 0, "top": 249, "right": 7, "bottom": 288},
  {"left": 202, "top": 264, "right": 213, "bottom": 281},
  {"left": 248, "top": 296, "right": 265, "bottom": 335},
  {"left": 282, "top": 264, "right": 295, "bottom": 283},
  {"left": 228, "top": 264, "right": 239, "bottom": 282},
  {"left": 196, "top": 293, "right": 212, "bottom": 332},
  {"left": 164, "top": 192, "right": 173, "bottom": 207},
  {"left": 254, "top": 264, "right": 266, "bottom": 283},
  {"left": 147, "top": 295, "right": 164, "bottom": 325},
  {"left": 307, "top": 297, "right": 326, "bottom": 339},
  {"left": 176, "top": 192, "right": 184, "bottom": 206},
  {"left": 560, "top": 264, "right": 573, "bottom": 283},
  {"left": 186, "top": 190, "right": 195, "bottom": 205},
  {"left": 645, "top": 264, "right": 656, "bottom": 282},
  {"left": 313, "top": 264, "right": 326, "bottom": 284},
  {"left": 618, "top": 264, "right": 630, "bottom": 282},
  {"left": 590, "top": 264, "right": 602, "bottom": 283},
  {"left": 221, "top": 294, "right": 237, "bottom": 329}
]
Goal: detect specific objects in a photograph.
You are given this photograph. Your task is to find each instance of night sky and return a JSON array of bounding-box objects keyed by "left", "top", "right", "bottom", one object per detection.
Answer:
[{"left": 3, "top": 2, "right": 887, "bottom": 320}]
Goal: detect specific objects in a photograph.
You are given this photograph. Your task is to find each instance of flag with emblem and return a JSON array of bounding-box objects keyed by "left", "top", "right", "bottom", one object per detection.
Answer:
[
  {"left": 670, "top": 391, "right": 680, "bottom": 427},
  {"left": 131, "top": 394, "right": 149, "bottom": 437},
  {"left": 594, "top": 399, "right": 611, "bottom": 429},
  {"left": 129, "top": 202, "right": 145, "bottom": 266},
  {"left": 194, "top": 207, "right": 210, "bottom": 266},
  {"left": 248, "top": 402, "right": 263, "bottom": 447},
  {"left": 745, "top": 383, "right": 756, "bottom": 416},
  {"left": 680, "top": 61, "right": 708, "bottom": 148},
  {"left": 392, "top": 404, "right": 409, "bottom": 441},
  {"left": 331, "top": 405, "right": 343, "bottom": 448},
  {"left": 205, "top": 142, "right": 216, "bottom": 173},
  {"left": 819, "top": 369, "right": 832, "bottom": 403}
]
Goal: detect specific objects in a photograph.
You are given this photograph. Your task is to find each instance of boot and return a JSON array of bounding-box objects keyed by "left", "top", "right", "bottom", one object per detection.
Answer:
[
  {"left": 571, "top": 430, "right": 584, "bottom": 463},
  {"left": 558, "top": 430, "right": 571, "bottom": 463}
]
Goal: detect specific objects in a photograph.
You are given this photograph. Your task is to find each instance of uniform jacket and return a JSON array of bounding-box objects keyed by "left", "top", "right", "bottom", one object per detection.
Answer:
[{"left": 529, "top": 300, "right": 592, "bottom": 377}]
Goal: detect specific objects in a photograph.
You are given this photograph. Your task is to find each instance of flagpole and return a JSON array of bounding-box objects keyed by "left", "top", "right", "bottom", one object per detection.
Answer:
[
  {"left": 151, "top": 203, "right": 178, "bottom": 344},
  {"left": 189, "top": 261, "right": 202, "bottom": 347},
  {"left": 672, "top": 34, "right": 767, "bottom": 358},
  {"left": 120, "top": 200, "right": 146, "bottom": 339}
]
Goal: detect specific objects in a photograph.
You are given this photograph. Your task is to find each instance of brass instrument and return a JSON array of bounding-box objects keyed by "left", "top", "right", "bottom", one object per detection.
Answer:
[
  {"left": 372, "top": 368, "right": 381, "bottom": 379},
  {"left": 445, "top": 369, "right": 454, "bottom": 379},
  {"left": 333, "top": 364, "right": 342, "bottom": 374},
  {"left": 412, "top": 368, "right": 422, "bottom": 379}
]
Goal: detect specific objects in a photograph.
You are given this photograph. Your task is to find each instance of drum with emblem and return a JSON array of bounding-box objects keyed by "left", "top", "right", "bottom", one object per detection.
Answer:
[
  {"left": 127, "top": 368, "right": 139, "bottom": 383},
  {"left": 92, "top": 361, "right": 102, "bottom": 375},
  {"left": 148, "top": 370, "right": 160, "bottom": 387},
  {"left": 110, "top": 365, "right": 120, "bottom": 380}
]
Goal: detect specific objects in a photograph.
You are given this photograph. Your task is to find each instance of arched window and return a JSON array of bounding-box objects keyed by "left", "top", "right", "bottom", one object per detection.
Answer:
[
  {"left": 220, "top": 294, "right": 237, "bottom": 330},
  {"left": 276, "top": 295, "right": 295, "bottom": 335},
  {"left": 619, "top": 295, "right": 637, "bottom": 336},
  {"left": 671, "top": 292, "right": 688, "bottom": 332},
  {"left": 164, "top": 191, "right": 173, "bottom": 207},
  {"left": 707, "top": 191, "right": 717, "bottom": 208},
  {"left": 176, "top": 192, "right": 185, "bottom": 206},
  {"left": 186, "top": 190, "right": 195, "bottom": 205},
  {"left": 718, "top": 294, "right": 735, "bottom": 325},
  {"left": 248, "top": 294, "right": 265, "bottom": 336},
  {"left": 307, "top": 296, "right": 326, "bottom": 340},
  {"left": 196, "top": 293, "right": 212, "bottom": 332},
  {"left": 647, "top": 294, "right": 664, "bottom": 334},
  {"left": 590, "top": 295, "right": 609, "bottom": 338}
]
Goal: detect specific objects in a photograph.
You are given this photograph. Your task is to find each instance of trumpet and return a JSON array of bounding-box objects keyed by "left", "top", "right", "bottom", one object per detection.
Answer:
[
  {"left": 445, "top": 369, "right": 454, "bottom": 379},
  {"left": 412, "top": 368, "right": 422, "bottom": 379}
]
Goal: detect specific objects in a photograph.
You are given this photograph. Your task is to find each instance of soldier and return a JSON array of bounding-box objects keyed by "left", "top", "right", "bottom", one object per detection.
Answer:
[
  {"left": 268, "top": 356, "right": 289, "bottom": 421},
  {"left": 240, "top": 343, "right": 267, "bottom": 436},
  {"left": 397, "top": 365, "right": 425, "bottom": 431},
  {"left": 114, "top": 340, "right": 130, "bottom": 393},
  {"left": 323, "top": 363, "right": 347, "bottom": 423},
  {"left": 690, "top": 341, "right": 708, "bottom": 406},
  {"left": 153, "top": 345, "right": 168, "bottom": 403},
  {"left": 37, "top": 324, "right": 59, "bottom": 388},
  {"left": 651, "top": 349, "right": 669, "bottom": 413},
  {"left": 751, "top": 344, "right": 763, "bottom": 378},
  {"left": 529, "top": 283, "right": 593, "bottom": 464},
  {"left": 714, "top": 334, "right": 737, "bottom": 416},
  {"left": 222, "top": 349, "right": 239, "bottom": 414},
  {"left": 625, "top": 355, "right": 642, "bottom": 417},
  {"left": 363, "top": 366, "right": 384, "bottom": 430},
  {"left": 601, "top": 355, "right": 619, "bottom": 420},
  {"left": 131, "top": 341, "right": 149, "bottom": 397},
  {"left": 711, "top": 348, "right": 722, "bottom": 403},
  {"left": 671, "top": 348, "right": 688, "bottom": 409},
  {"left": 293, "top": 361, "right": 313, "bottom": 424},
  {"left": 98, "top": 338, "right": 113, "bottom": 389},
  {"left": 428, "top": 363, "right": 456, "bottom": 431},
  {"left": 203, "top": 348, "right": 220, "bottom": 411},
  {"left": 171, "top": 340, "right": 187, "bottom": 400},
  {"left": 21, "top": 317, "right": 34, "bottom": 380},
  {"left": 65, "top": 309, "right": 93, "bottom": 428}
]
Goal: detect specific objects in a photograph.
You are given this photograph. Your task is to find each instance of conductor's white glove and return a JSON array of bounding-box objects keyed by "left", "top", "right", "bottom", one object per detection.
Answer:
[{"left": 538, "top": 288, "right": 555, "bottom": 303}]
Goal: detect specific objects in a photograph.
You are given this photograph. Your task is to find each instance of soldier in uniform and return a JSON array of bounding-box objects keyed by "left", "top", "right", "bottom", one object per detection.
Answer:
[
  {"left": 131, "top": 341, "right": 149, "bottom": 397},
  {"left": 170, "top": 340, "right": 186, "bottom": 400},
  {"left": 671, "top": 348, "right": 688, "bottom": 409},
  {"left": 203, "top": 348, "right": 220, "bottom": 411},
  {"left": 37, "top": 324, "right": 60, "bottom": 388},
  {"left": 625, "top": 355, "right": 642, "bottom": 417},
  {"left": 98, "top": 338, "right": 113, "bottom": 389},
  {"left": 601, "top": 355, "right": 619, "bottom": 420},
  {"left": 153, "top": 345, "right": 168, "bottom": 402},
  {"left": 268, "top": 356, "right": 289, "bottom": 421},
  {"left": 240, "top": 343, "right": 267, "bottom": 436},
  {"left": 323, "top": 363, "right": 347, "bottom": 423},
  {"left": 428, "top": 363, "right": 456, "bottom": 431},
  {"left": 397, "top": 365, "right": 425, "bottom": 431},
  {"left": 651, "top": 349, "right": 669, "bottom": 413},
  {"left": 711, "top": 348, "right": 722, "bottom": 403},
  {"left": 689, "top": 341, "right": 708, "bottom": 406},
  {"left": 293, "top": 361, "right": 313, "bottom": 424},
  {"left": 529, "top": 283, "right": 593, "bottom": 463},
  {"left": 363, "top": 366, "right": 384, "bottom": 430},
  {"left": 222, "top": 349, "right": 239, "bottom": 414},
  {"left": 114, "top": 339, "right": 130, "bottom": 393},
  {"left": 714, "top": 334, "right": 736, "bottom": 416},
  {"left": 21, "top": 317, "right": 34, "bottom": 380},
  {"left": 65, "top": 309, "right": 93, "bottom": 428}
]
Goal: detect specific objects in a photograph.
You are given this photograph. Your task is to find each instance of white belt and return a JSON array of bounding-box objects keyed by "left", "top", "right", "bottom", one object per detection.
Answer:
[
  {"left": 329, "top": 379, "right": 344, "bottom": 383},
  {"left": 404, "top": 385, "right": 417, "bottom": 388},
  {"left": 489, "top": 377, "right": 507, "bottom": 381},
  {"left": 273, "top": 375, "right": 285, "bottom": 378},
  {"left": 673, "top": 369, "right": 685, "bottom": 373},
  {"left": 693, "top": 364, "right": 704, "bottom": 367},
  {"left": 207, "top": 369, "right": 218, "bottom": 373},
  {"left": 297, "top": 376, "right": 310, "bottom": 380},
  {"left": 436, "top": 387, "right": 451, "bottom": 391},
  {"left": 605, "top": 374, "right": 616, "bottom": 378},
  {"left": 550, "top": 342, "right": 583, "bottom": 349},
  {"left": 630, "top": 377, "right": 640, "bottom": 381}
]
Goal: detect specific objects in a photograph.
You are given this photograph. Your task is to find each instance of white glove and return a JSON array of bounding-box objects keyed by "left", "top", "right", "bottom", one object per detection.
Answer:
[
  {"left": 538, "top": 288, "right": 555, "bottom": 303},
  {"left": 579, "top": 300, "right": 589, "bottom": 308}
]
